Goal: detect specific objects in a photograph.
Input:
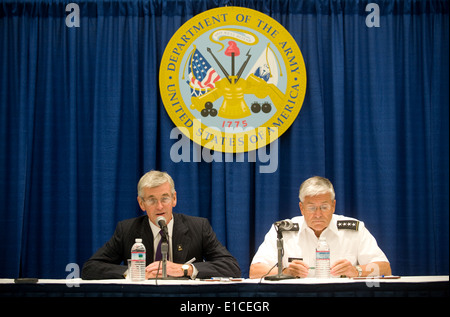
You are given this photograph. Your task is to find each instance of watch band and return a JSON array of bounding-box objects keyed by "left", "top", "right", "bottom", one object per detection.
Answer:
[{"left": 355, "top": 265, "right": 363, "bottom": 277}]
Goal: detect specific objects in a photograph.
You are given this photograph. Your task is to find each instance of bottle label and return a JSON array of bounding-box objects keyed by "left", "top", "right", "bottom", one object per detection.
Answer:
[
  {"left": 131, "top": 251, "right": 146, "bottom": 261},
  {"left": 316, "top": 251, "right": 330, "bottom": 260}
]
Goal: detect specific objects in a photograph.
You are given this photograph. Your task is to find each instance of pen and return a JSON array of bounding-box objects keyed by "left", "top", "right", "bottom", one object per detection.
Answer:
[
  {"left": 184, "top": 257, "right": 196, "bottom": 265},
  {"left": 353, "top": 275, "right": 400, "bottom": 280}
]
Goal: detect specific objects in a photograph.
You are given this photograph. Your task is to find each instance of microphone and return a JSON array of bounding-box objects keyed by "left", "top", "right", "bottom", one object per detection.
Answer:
[
  {"left": 156, "top": 216, "right": 169, "bottom": 239},
  {"left": 274, "top": 219, "right": 299, "bottom": 232},
  {"left": 264, "top": 219, "right": 299, "bottom": 281}
]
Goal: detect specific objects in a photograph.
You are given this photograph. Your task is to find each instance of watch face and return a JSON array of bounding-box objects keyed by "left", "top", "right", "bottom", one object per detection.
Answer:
[{"left": 182, "top": 264, "right": 189, "bottom": 277}]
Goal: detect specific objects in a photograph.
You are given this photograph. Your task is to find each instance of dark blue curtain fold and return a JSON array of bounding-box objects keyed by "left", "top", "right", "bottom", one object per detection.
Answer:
[{"left": 1, "top": 0, "right": 448, "bottom": 278}]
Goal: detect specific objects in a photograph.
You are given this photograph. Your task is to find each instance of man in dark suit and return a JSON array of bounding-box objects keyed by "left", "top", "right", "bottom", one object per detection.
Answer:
[{"left": 81, "top": 171, "right": 241, "bottom": 280}]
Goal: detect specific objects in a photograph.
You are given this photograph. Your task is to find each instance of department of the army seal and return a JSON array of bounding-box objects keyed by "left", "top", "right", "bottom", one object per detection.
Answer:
[{"left": 160, "top": 7, "right": 307, "bottom": 153}]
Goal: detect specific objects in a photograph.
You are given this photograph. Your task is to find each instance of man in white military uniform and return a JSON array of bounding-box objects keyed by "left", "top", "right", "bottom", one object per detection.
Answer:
[{"left": 250, "top": 176, "right": 391, "bottom": 279}]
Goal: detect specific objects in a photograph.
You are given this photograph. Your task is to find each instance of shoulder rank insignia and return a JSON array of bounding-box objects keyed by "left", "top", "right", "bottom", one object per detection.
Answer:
[{"left": 337, "top": 220, "right": 359, "bottom": 231}]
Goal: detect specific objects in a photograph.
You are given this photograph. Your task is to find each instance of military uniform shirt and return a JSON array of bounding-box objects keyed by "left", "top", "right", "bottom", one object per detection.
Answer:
[{"left": 251, "top": 214, "right": 389, "bottom": 276}]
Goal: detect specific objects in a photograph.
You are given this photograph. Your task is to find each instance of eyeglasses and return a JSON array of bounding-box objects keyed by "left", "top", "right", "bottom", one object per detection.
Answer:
[
  {"left": 141, "top": 196, "right": 172, "bottom": 206},
  {"left": 304, "top": 204, "right": 332, "bottom": 213}
]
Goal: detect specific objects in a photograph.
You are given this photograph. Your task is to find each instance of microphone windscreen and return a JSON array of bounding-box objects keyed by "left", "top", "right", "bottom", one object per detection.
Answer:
[{"left": 156, "top": 216, "right": 166, "bottom": 227}]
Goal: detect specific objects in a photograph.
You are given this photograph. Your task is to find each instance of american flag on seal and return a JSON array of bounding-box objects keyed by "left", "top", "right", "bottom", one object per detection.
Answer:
[{"left": 187, "top": 49, "right": 221, "bottom": 97}]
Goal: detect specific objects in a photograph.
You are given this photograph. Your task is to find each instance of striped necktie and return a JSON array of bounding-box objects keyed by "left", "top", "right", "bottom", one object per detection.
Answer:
[{"left": 154, "top": 229, "right": 163, "bottom": 261}]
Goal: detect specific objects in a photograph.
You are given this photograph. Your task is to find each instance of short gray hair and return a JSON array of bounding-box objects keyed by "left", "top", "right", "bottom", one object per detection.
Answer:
[
  {"left": 137, "top": 170, "right": 176, "bottom": 197},
  {"left": 299, "top": 176, "right": 335, "bottom": 202}
]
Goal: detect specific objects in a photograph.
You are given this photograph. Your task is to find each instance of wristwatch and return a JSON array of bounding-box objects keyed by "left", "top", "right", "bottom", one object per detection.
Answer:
[
  {"left": 355, "top": 265, "right": 363, "bottom": 277},
  {"left": 182, "top": 264, "right": 190, "bottom": 277}
]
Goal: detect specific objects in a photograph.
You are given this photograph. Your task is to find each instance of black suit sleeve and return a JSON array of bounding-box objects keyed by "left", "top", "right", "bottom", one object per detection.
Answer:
[{"left": 81, "top": 221, "right": 128, "bottom": 280}]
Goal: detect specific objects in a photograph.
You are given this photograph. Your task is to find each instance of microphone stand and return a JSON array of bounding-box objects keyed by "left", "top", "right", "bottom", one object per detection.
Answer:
[
  {"left": 161, "top": 235, "right": 168, "bottom": 278},
  {"left": 264, "top": 228, "right": 295, "bottom": 281},
  {"left": 154, "top": 230, "right": 186, "bottom": 280},
  {"left": 150, "top": 217, "right": 190, "bottom": 280}
]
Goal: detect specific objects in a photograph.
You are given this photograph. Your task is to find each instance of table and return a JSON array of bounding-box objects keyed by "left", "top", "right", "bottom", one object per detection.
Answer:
[{"left": 1, "top": 276, "right": 448, "bottom": 299}]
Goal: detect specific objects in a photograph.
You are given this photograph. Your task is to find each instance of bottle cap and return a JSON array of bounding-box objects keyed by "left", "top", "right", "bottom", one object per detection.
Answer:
[{"left": 135, "top": 238, "right": 142, "bottom": 243}]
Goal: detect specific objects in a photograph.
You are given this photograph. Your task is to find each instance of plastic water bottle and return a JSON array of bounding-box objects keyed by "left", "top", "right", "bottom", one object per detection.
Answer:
[
  {"left": 131, "top": 238, "right": 146, "bottom": 281},
  {"left": 315, "top": 236, "right": 330, "bottom": 278}
]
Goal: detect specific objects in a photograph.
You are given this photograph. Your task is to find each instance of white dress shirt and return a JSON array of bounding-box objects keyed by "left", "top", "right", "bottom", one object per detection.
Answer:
[{"left": 251, "top": 214, "right": 389, "bottom": 276}]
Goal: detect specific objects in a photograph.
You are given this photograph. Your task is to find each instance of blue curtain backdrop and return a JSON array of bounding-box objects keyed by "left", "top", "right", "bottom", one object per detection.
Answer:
[{"left": 0, "top": 0, "right": 448, "bottom": 278}]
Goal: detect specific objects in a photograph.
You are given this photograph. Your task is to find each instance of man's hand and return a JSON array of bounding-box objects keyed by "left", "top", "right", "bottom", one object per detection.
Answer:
[
  {"left": 145, "top": 261, "right": 191, "bottom": 279},
  {"left": 330, "top": 259, "right": 358, "bottom": 277},
  {"left": 283, "top": 260, "right": 310, "bottom": 278}
]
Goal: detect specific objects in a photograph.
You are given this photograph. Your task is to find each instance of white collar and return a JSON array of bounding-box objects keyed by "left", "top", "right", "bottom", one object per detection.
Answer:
[{"left": 299, "top": 214, "right": 340, "bottom": 236}]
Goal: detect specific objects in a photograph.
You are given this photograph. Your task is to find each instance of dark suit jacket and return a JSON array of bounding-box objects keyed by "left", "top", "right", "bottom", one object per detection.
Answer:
[{"left": 81, "top": 213, "right": 241, "bottom": 279}]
